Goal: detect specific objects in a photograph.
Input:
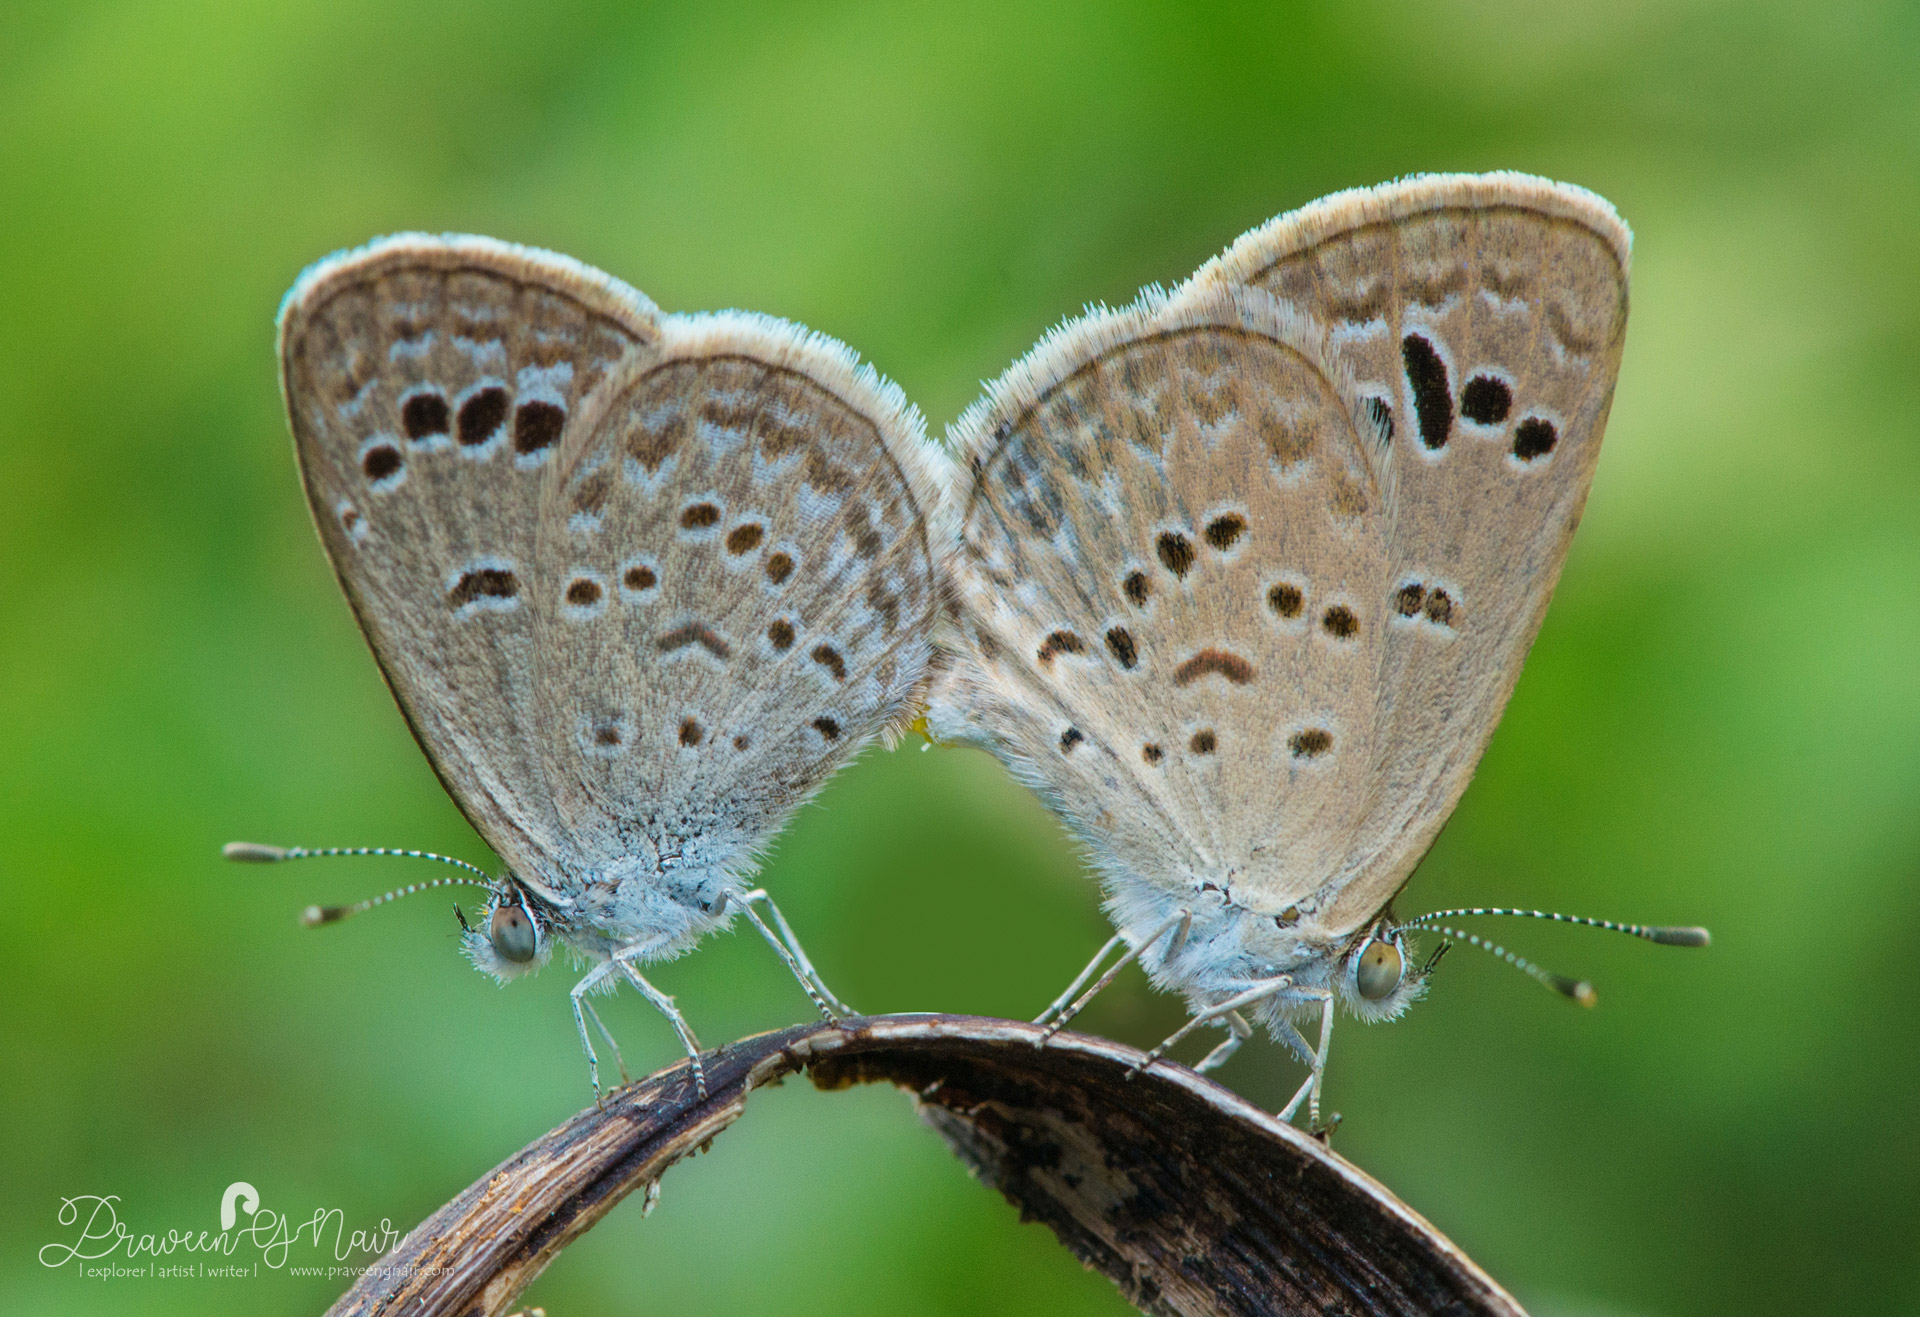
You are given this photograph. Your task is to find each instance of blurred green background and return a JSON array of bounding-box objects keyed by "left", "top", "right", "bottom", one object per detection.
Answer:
[{"left": 4, "top": 1, "right": 1917, "bottom": 1313}]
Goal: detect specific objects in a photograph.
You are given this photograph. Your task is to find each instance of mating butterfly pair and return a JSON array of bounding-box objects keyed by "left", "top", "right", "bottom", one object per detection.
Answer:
[{"left": 235, "top": 173, "right": 1703, "bottom": 1120}]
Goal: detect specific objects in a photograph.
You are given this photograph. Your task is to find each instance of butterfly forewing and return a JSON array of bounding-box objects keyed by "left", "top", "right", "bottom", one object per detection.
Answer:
[
  {"left": 278, "top": 237, "right": 657, "bottom": 887},
  {"left": 934, "top": 290, "right": 1390, "bottom": 910},
  {"left": 528, "top": 316, "right": 947, "bottom": 877},
  {"left": 1198, "top": 174, "right": 1630, "bottom": 930}
]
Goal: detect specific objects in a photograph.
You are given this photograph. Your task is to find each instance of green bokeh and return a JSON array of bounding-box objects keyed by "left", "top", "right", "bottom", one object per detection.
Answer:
[{"left": 4, "top": 2, "right": 1917, "bottom": 1313}]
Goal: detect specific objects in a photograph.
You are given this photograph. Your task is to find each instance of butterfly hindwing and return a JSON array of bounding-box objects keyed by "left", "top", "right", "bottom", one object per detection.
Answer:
[
  {"left": 527, "top": 314, "right": 949, "bottom": 885},
  {"left": 931, "top": 287, "right": 1389, "bottom": 912}
]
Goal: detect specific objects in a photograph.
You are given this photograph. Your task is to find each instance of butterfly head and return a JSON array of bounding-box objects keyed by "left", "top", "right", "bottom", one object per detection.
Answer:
[
  {"left": 461, "top": 881, "right": 554, "bottom": 982},
  {"left": 1332, "top": 920, "right": 1427, "bottom": 1023}
]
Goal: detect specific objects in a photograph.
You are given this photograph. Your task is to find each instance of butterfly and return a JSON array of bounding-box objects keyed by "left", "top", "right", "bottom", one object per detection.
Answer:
[
  {"left": 926, "top": 172, "right": 1705, "bottom": 1126},
  {"left": 246, "top": 234, "right": 951, "bottom": 1095}
]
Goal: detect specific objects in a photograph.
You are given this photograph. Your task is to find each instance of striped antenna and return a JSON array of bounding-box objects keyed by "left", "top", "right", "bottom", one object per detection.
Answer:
[
  {"left": 1418, "top": 923, "right": 1599, "bottom": 1007},
  {"left": 1406, "top": 907, "right": 1710, "bottom": 947},
  {"left": 221, "top": 842, "right": 497, "bottom": 926}
]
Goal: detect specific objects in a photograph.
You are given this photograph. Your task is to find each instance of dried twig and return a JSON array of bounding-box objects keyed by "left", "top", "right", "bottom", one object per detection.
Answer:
[{"left": 326, "top": 1014, "right": 1524, "bottom": 1317}]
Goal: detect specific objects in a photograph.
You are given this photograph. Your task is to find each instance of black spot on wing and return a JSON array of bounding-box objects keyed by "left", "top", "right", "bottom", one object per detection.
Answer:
[
  {"left": 457, "top": 387, "right": 510, "bottom": 446},
  {"left": 1401, "top": 335, "right": 1452, "bottom": 450},
  {"left": 1460, "top": 376, "right": 1512, "bottom": 425},
  {"left": 1289, "top": 728, "right": 1333, "bottom": 758},
  {"left": 361, "top": 444, "right": 402, "bottom": 481},
  {"left": 1268, "top": 583, "right": 1304, "bottom": 619},
  {"left": 1172, "top": 649, "right": 1255, "bottom": 687},
  {"left": 1513, "top": 417, "right": 1558, "bottom": 461},
  {"left": 401, "top": 391, "right": 450, "bottom": 440},
  {"left": 1037, "top": 631, "right": 1086, "bottom": 667},
  {"left": 448, "top": 568, "right": 517, "bottom": 608},
  {"left": 1321, "top": 606, "right": 1358, "bottom": 639},
  {"left": 1157, "top": 532, "right": 1195, "bottom": 578},
  {"left": 513, "top": 400, "right": 565, "bottom": 453},
  {"left": 657, "top": 623, "right": 731, "bottom": 659},
  {"left": 1203, "top": 514, "right": 1246, "bottom": 550},
  {"left": 564, "top": 578, "right": 602, "bottom": 606}
]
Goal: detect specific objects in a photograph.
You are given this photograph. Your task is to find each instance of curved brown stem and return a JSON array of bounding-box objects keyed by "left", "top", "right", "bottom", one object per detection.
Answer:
[{"left": 325, "top": 1014, "right": 1525, "bottom": 1317}]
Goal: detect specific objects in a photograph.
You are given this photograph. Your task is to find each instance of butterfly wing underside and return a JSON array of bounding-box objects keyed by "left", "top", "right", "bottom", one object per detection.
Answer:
[
  {"left": 933, "top": 173, "right": 1628, "bottom": 939},
  {"left": 930, "top": 289, "right": 1393, "bottom": 910},
  {"left": 280, "top": 237, "right": 948, "bottom": 899},
  {"left": 1198, "top": 173, "right": 1630, "bottom": 930},
  {"left": 279, "top": 237, "right": 656, "bottom": 887},
  {"left": 525, "top": 314, "right": 947, "bottom": 885}
]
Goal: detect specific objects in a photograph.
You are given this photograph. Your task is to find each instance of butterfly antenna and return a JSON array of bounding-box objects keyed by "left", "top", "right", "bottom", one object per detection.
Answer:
[
  {"left": 1414, "top": 923, "right": 1600, "bottom": 1006},
  {"left": 222, "top": 842, "right": 496, "bottom": 926},
  {"left": 1406, "top": 907, "right": 1711, "bottom": 947}
]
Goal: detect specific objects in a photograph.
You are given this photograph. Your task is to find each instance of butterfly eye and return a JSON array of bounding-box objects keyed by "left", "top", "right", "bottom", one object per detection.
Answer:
[
  {"left": 1355, "top": 938, "right": 1404, "bottom": 1001},
  {"left": 490, "top": 904, "right": 537, "bottom": 963}
]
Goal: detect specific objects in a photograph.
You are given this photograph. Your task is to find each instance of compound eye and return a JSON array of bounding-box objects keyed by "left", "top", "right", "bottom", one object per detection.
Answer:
[
  {"left": 490, "top": 904, "right": 537, "bottom": 963},
  {"left": 1355, "top": 938, "right": 1404, "bottom": 1001}
]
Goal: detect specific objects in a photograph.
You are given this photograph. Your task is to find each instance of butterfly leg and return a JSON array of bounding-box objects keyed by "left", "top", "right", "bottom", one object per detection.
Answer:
[
  {"left": 1037, "top": 909, "right": 1192, "bottom": 1043},
  {"left": 1276, "top": 992, "right": 1336, "bottom": 1129},
  {"left": 611, "top": 952, "right": 708, "bottom": 1100},
  {"left": 568, "top": 958, "right": 623, "bottom": 1098},
  {"left": 580, "top": 998, "right": 631, "bottom": 1085},
  {"left": 1307, "top": 991, "right": 1336, "bottom": 1130},
  {"left": 1034, "top": 932, "right": 1126, "bottom": 1028},
  {"left": 1193, "top": 1009, "right": 1254, "bottom": 1074},
  {"left": 730, "top": 889, "right": 852, "bottom": 1020},
  {"left": 1131, "top": 975, "right": 1294, "bottom": 1076}
]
